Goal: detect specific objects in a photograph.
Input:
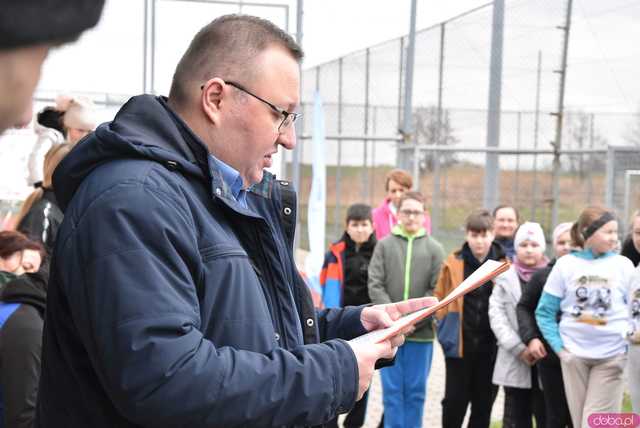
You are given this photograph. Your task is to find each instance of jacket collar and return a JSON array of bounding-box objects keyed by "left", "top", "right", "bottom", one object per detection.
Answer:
[
  {"left": 391, "top": 224, "right": 426, "bottom": 239},
  {"left": 572, "top": 248, "right": 616, "bottom": 260}
]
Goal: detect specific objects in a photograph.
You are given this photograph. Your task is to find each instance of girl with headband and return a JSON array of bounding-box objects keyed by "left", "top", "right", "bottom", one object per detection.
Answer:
[{"left": 536, "top": 206, "right": 635, "bottom": 428}]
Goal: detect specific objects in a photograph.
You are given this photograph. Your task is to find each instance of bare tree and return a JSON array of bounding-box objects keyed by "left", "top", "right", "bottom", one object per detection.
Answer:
[
  {"left": 413, "top": 106, "right": 459, "bottom": 172},
  {"left": 566, "top": 111, "right": 607, "bottom": 176}
]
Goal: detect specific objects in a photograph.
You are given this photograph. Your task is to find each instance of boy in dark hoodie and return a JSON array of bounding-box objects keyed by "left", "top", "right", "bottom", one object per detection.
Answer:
[
  {"left": 434, "top": 209, "right": 506, "bottom": 428},
  {"left": 320, "top": 203, "right": 376, "bottom": 428}
]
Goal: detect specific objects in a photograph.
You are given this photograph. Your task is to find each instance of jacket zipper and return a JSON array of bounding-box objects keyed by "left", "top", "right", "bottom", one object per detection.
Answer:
[
  {"left": 404, "top": 236, "right": 414, "bottom": 300},
  {"left": 253, "top": 222, "right": 288, "bottom": 349}
]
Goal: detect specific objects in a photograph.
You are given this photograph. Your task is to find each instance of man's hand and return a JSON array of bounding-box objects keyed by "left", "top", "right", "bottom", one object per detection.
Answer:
[
  {"left": 360, "top": 296, "right": 439, "bottom": 332},
  {"left": 347, "top": 337, "right": 402, "bottom": 400},
  {"left": 527, "top": 338, "right": 547, "bottom": 360}
]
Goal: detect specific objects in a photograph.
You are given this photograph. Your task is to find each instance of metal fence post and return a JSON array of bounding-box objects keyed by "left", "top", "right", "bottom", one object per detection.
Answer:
[
  {"left": 551, "top": 0, "right": 573, "bottom": 229},
  {"left": 403, "top": 0, "right": 418, "bottom": 179},
  {"left": 531, "top": 51, "right": 542, "bottom": 222},
  {"left": 292, "top": 0, "right": 304, "bottom": 250},
  {"left": 362, "top": 48, "right": 371, "bottom": 201},
  {"left": 334, "top": 58, "right": 344, "bottom": 239},
  {"left": 432, "top": 22, "right": 446, "bottom": 234},
  {"left": 587, "top": 113, "right": 594, "bottom": 204},
  {"left": 484, "top": 0, "right": 505, "bottom": 211},
  {"left": 515, "top": 111, "right": 521, "bottom": 205},
  {"left": 606, "top": 145, "right": 615, "bottom": 207},
  {"left": 370, "top": 106, "right": 377, "bottom": 203}
]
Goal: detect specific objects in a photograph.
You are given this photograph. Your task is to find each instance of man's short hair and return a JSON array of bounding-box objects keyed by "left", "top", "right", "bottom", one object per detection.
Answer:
[
  {"left": 346, "top": 204, "right": 372, "bottom": 224},
  {"left": 385, "top": 169, "right": 413, "bottom": 191},
  {"left": 399, "top": 191, "right": 425, "bottom": 209},
  {"left": 169, "top": 14, "right": 304, "bottom": 107},
  {"left": 465, "top": 209, "right": 494, "bottom": 233},
  {"left": 492, "top": 204, "right": 520, "bottom": 222},
  {"left": 0, "top": 0, "right": 105, "bottom": 50}
]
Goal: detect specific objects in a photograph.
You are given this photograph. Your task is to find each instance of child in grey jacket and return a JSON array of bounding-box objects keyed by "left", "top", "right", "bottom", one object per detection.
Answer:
[{"left": 368, "top": 191, "right": 444, "bottom": 428}]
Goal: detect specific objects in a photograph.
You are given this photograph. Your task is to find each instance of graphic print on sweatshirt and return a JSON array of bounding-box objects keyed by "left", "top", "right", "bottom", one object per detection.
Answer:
[
  {"left": 569, "top": 275, "right": 614, "bottom": 325},
  {"left": 629, "top": 287, "right": 640, "bottom": 343}
]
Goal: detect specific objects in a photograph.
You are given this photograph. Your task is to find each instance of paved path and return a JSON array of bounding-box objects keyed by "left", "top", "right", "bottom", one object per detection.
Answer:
[{"left": 343, "top": 341, "right": 505, "bottom": 427}]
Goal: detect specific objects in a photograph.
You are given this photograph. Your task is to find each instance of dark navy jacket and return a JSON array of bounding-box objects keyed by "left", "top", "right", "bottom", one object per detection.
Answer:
[{"left": 35, "top": 95, "right": 365, "bottom": 427}]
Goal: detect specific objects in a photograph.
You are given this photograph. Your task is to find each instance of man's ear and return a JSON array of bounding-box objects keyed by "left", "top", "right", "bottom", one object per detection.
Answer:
[{"left": 201, "top": 78, "right": 225, "bottom": 125}]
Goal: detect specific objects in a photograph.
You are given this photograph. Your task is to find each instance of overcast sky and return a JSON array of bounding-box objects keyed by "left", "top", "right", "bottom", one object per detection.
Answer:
[
  {"left": 2, "top": 0, "right": 639, "bottom": 200},
  {"left": 34, "top": 0, "right": 490, "bottom": 97}
]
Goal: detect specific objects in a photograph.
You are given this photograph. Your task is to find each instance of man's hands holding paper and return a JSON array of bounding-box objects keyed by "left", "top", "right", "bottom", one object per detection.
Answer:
[
  {"left": 359, "top": 296, "right": 439, "bottom": 333},
  {"left": 347, "top": 297, "right": 439, "bottom": 400}
]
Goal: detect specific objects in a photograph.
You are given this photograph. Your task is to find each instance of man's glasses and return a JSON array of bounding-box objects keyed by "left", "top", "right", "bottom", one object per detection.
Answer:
[
  {"left": 201, "top": 80, "right": 300, "bottom": 133},
  {"left": 399, "top": 209, "right": 425, "bottom": 218}
]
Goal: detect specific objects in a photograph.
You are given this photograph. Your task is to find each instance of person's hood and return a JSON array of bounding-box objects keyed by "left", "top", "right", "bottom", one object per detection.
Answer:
[
  {"left": 52, "top": 95, "right": 211, "bottom": 212},
  {"left": 391, "top": 223, "right": 426, "bottom": 240},
  {"left": 341, "top": 230, "right": 377, "bottom": 252},
  {"left": 0, "top": 271, "right": 47, "bottom": 313}
]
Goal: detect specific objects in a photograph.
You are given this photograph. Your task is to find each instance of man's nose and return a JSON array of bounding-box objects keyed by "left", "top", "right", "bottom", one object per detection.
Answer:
[{"left": 277, "top": 125, "right": 296, "bottom": 150}]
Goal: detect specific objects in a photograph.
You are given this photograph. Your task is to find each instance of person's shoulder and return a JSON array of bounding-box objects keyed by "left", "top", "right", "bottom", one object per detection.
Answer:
[
  {"left": 377, "top": 233, "right": 399, "bottom": 248},
  {"left": 612, "top": 253, "right": 635, "bottom": 270},
  {"left": 327, "top": 239, "right": 346, "bottom": 256},
  {"left": 67, "top": 158, "right": 195, "bottom": 228},
  {"left": 442, "top": 251, "right": 463, "bottom": 270},
  {"left": 495, "top": 265, "right": 517, "bottom": 286},
  {"left": 426, "top": 234, "right": 444, "bottom": 249},
  {"left": 371, "top": 200, "right": 388, "bottom": 216},
  {"left": 88, "top": 158, "right": 190, "bottom": 201}
]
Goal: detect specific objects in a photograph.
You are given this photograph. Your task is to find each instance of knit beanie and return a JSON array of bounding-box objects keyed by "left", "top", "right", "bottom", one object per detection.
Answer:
[
  {"left": 552, "top": 222, "right": 573, "bottom": 246},
  {"left": 514, "top": 222, "right": 546, "bottom": 252},
  {"left": 0, "top": 0, "right": 105, "bottom": 50}
]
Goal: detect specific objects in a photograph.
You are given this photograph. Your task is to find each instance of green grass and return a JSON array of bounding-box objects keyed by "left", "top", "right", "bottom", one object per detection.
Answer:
[{"left": 488, "top": 393, "right": 633, "bottom": 428}]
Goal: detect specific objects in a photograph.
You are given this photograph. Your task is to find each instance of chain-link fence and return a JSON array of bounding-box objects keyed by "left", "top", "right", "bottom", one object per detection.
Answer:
[
  {"left": 1, "top": 0, "right": 639, "bottom": 252},
  {"left": 290, "top": 0, "right": 640, "bottom": 252}
]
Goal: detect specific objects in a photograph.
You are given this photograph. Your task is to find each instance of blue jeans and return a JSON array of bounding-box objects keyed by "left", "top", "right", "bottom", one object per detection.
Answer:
[{"left": 380, "top": 341, "right": 433, "bottom": 428}]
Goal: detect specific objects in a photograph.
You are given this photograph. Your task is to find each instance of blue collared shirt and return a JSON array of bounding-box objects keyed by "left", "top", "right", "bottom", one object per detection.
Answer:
[{"left": 208, "top": 154, "right": 247, "bottom": 208}]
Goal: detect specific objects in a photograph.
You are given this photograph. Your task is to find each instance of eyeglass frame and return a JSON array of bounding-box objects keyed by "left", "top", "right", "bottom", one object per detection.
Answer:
[
  {"left": 399, "top": 209, "right": 425, "bottom": 218},
  {"left": 200, "top": 80, "right": 300, "bottom": 133}
]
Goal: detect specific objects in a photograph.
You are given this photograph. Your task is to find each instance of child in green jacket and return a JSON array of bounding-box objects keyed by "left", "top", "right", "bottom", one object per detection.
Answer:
[{"left": 368, "top": 191, "right": 444, "bottom": 428}]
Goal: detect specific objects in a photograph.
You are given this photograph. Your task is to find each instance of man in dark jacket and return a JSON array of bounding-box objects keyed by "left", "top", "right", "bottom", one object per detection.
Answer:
[
  {"left": 0, "top": 271, "right": 47, "bottom": 428},
  {"left": 0, "top": 0, "right": 105, "bottom": 134},
  {"left": 35, "top": 15, "right": 434, "bottom": 428}
]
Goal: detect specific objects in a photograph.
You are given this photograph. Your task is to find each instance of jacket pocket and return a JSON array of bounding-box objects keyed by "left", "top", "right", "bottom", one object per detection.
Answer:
[{"left": 436, "top": 312, "right": 460, "bottom": 358}]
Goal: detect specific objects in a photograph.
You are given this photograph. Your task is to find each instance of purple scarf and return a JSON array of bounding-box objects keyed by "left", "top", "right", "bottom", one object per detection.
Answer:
[{"left": 512, "top": 255, "right": 549, "bottom": 283}]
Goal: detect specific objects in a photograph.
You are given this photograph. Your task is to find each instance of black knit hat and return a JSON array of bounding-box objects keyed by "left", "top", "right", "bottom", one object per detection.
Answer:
[{"left": 0, "top": 0, "right": 106, "bottom": 50}]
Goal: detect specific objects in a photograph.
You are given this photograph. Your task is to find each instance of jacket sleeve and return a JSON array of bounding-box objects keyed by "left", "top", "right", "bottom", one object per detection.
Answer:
[
  {"left": 516, "top": 269, "right": 547, "bottom": 344},
  {"left": 316, "top": 306, "right": 368, "bottom": 342},
  {"left": 62, "top": 183, "right": 358, "bottom": 427},
  {"left": 427, "top": 242, "right": 446, "bottom": 296},
  {"left": 535, "top": 292, "right": 564, "bottom": 353},
  {"left": 0, "top": 305, "right": 43, "bottom": 428},
  {"left": 433, "top": 263, "right": 450, "bottom": 321},
  {"left": 489, "top": 276, "right": 526, "bottom": 357},
  {"left": 320, "top": 250, "right": 341, "bottom": 308},
  {"left": 17, "top": 203, "right": 46, "bottom": 244},
  {"left": 367, "top": 241, "right": 392, "bottom": 305}
]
